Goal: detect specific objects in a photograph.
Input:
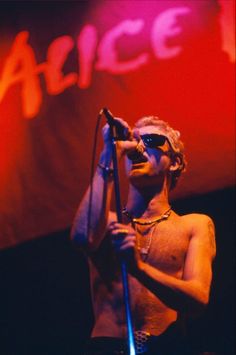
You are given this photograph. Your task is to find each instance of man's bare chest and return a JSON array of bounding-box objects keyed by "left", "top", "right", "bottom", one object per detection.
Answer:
[
  {"left": 135, "top": 221, "right": 190, "bottom": 274},
  {"left": 90, "top": 218, "right": 190, "bottom": 285}
]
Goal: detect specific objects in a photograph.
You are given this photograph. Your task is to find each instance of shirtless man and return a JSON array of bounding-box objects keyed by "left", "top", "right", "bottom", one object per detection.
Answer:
[{"left": 71, "top": 116, "right": 216, "bottom": 355}]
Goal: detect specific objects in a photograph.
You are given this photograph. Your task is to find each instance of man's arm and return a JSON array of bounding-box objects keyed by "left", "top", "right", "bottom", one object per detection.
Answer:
[
  {"left": 70, "top": 118, "right": 135, "bottom": 251},
  {"left": 136, "top": 214, "right": 216, "bottom": 314},
  {"left": 111, "top": 214, "right": 216, "bottom": 315},
  {"left": 70, "top": 120, "right": 116, "bottom": 251},
  {"left": 70, "top": 149, "right": 113, "bottom": 250}
]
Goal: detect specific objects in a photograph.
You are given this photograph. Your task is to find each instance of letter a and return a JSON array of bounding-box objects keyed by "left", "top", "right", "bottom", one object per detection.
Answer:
[{"left": 0, "top": 31, "right": 42, "bottom": 119}]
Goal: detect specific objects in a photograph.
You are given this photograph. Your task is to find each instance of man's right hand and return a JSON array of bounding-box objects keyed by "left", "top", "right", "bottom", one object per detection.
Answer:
[{"left": 102, "top": 117, "right": 139, "bottom": 158}]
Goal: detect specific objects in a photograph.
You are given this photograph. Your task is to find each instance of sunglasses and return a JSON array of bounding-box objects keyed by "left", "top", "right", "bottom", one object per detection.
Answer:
[{"left": 140, "top": 134, "right": 170, "bottom": 149}]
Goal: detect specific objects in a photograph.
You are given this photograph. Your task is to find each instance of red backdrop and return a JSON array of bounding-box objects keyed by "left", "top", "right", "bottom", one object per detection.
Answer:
[{"left": 0, "top": 0, "right": 235, "bottom": 249}]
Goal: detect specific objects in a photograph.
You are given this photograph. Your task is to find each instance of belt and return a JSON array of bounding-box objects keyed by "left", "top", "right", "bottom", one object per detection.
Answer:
[
  {"left": 85, "top": 322, "right": 187, "bottom": 354},
  {"left": 134, "top": 330, "right": 151, "bottom": 354},
  {"left": 84, "top": 332, "right": 152, "bottom": 354}
]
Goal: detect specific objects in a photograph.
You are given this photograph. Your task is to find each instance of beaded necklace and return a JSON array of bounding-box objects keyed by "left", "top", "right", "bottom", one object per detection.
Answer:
[{"left": 122, "top": 207, "right": 172, "bottom": 260}]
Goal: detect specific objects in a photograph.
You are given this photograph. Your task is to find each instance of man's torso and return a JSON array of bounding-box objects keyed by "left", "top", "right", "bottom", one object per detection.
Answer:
[{"left": 88, "top": 211, "right": 192, "bottom": 338}]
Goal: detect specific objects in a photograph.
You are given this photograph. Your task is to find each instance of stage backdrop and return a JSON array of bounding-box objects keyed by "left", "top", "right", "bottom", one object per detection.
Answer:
[{"left": 0, "top": 0, "right": 235, "bottom": 250}]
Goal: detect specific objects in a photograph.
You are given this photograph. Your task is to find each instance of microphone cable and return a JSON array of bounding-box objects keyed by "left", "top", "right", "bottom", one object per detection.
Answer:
[{"left": 86, "top": 110, "right": 103, "bottom": 245}]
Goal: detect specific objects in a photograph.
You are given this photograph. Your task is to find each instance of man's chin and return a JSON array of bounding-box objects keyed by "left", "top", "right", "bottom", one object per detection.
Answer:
[
  {"left": 128, "top": 170, "right": 164, "bottom": 190},
  {"left": 128, "top": 171, "right": 150, "bottom": 187},
  {"left": 129, "top": 167, "right": 146, "bottom": 178}
]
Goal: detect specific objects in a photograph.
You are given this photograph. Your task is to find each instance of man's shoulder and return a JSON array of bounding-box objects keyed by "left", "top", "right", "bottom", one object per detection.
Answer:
[
  {"left": 180, "top": 212, "right": 213, "bottom": 222},
  {"left": 176, "top": 213, "right": 215, "bottom": 239},
  {"left": 177, "top": 212, "right": 214, "bottom": 229}
]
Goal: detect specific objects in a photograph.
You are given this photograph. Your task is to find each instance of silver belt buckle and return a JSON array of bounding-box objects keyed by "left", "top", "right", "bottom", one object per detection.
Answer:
[{"left": 134, "top": 330, "right": 151, "bottom": 354}]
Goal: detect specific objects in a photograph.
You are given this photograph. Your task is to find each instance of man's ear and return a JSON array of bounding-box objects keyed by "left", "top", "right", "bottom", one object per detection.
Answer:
[{"left": 169, "top": 155, "right": 181, "bottom": 172}]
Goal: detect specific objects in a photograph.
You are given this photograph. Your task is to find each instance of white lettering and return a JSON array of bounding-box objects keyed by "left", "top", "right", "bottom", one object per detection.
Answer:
[
  {"left": 96, "top": 19, "right": 149, "bottom": 73},
  {"left": 77, "top": 25, "right": 98, "bottom": 88},
  {"left": 151, "top": 7, "right": 191, "bottom": 59}
]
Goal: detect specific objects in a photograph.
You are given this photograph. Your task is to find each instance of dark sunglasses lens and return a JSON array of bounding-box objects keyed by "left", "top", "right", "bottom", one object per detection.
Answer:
[{"left": 141, "top": 134, "right": 166, "bottom": 148}]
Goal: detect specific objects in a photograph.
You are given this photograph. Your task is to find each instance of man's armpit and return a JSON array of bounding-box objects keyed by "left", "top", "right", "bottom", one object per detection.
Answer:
[{"left": 207, "top": 219, "right": 216, "bottom": 257}]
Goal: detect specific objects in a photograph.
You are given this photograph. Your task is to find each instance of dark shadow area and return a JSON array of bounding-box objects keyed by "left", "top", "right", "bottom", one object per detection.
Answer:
[
  {"left": 0, "top": 187, "right": 235, "bottom": 355},
  {"left": 172, "top": 187, "right": 235, "bottom": 355}
]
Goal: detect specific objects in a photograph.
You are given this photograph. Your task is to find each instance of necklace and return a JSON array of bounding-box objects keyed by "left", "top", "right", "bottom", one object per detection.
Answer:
[
  {"left": 122, "top": 207, "right": 172, "bottom": 260},
  {"left": 122, "top": 207, "right": 172, "bottom": 225},
  {"left": 136, "top": 224, "right": 156, "bottom": 260}
]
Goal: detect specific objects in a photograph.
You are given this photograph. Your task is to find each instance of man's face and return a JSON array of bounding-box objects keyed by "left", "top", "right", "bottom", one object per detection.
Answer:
[{"left": 125, "top": 125, "right": 173, "bottom": 188}]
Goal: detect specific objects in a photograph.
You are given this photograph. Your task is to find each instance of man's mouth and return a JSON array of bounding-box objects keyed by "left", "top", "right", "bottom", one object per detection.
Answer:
[
  {"left": 131, "top": 162, "right": 147, "bottom": 169},
  {"left": 131, "top": 155, "right": 148, "bottom": 164}
]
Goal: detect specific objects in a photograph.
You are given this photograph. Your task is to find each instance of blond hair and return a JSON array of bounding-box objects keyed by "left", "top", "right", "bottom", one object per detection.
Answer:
[{"left": 134, "top": 116, "right": 187, "bottom": 190}]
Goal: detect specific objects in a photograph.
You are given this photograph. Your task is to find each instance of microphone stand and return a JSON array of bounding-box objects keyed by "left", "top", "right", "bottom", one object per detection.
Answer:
[{"left": 108, "top": 121, "right": 136, "bottom": 355}]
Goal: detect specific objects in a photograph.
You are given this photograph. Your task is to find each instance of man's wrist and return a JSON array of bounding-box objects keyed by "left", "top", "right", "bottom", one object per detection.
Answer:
[
  {"left": 97, "top": 147, "right": 113, "bottom": 179},
  {"left": 100, "top": 146, "right": 112, "bottom": 164},
  {"left": 97, "top": 162, "right": 114, "bottom": 179}
]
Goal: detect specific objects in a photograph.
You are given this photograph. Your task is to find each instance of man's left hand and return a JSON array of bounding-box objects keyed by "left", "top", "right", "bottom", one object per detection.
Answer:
[{"left": 108, "top": 221, "right": 141, "bottom": 273}]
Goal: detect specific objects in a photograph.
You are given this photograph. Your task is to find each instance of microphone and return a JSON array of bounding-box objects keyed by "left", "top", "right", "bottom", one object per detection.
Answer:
[
  {"left": 126, "top": 144, "right": 145, "bottom": 162},
  {"left": 102, "top": 107, "right": 115, "bottom": 126},
  {"left": 101, "top": 107, "right": 131, "bottom": 141},
  {"left": 100, "top": 108, "right": 145, "bottom": 162}
]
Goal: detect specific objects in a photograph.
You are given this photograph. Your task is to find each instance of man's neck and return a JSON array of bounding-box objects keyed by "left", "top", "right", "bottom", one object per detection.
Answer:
[{"left": 125, "top": 182, "right": 171, "bottom": 219}]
